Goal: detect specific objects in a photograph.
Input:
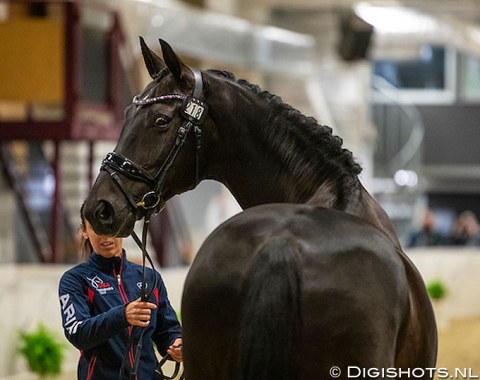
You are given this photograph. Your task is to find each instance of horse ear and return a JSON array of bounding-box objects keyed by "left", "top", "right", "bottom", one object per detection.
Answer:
[
  {"left": 139, "top": 36, "right": 165, "bottom": 79},
  {"left": 159, "top": 39, "right": 189, "bottom": 82}
]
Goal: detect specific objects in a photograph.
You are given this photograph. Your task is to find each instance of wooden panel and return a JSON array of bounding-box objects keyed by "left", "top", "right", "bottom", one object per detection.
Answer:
[{"left": 0, "top": 18, "right": 64, "bottom": 103}]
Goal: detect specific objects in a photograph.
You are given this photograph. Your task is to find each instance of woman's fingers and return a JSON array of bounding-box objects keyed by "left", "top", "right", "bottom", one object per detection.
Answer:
[
  {"left": 125, "top": 299, "right": 157, "bottom": 326},
  {"left": 134, "top": 308, "right": 152, "bottom": 317},
  {"left": 167, "top": 338, "right": 183, "bottom": 362}
]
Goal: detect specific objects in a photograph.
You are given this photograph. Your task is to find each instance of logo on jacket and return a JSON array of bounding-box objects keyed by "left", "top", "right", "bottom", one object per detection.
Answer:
[
  {"left": 86, "top": 275, "right": 114, "bottom": 295},
  {"left": 136, "top": 282, "right": 148, "bottom": 290}
]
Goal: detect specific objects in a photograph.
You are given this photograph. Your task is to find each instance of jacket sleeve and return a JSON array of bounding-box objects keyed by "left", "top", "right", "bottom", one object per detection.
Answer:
[
  {"left": 58, "top": 270, "right": 129, "bottom": 351},
  {"left": 152, "top": 273, "right": 182, "bottom": 356}
]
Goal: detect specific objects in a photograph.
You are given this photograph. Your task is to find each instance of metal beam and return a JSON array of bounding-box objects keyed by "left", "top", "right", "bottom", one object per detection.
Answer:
[{"left": 113, "top": 0, "right": 315, "bottom": 76}]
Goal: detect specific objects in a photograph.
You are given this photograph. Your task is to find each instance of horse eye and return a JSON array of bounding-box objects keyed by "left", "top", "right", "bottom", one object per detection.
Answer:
[{"left": 154, "top": 116, "right": 170, "bottom": 129}]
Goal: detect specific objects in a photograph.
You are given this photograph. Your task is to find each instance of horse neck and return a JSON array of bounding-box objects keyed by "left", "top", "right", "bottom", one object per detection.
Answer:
[
  {"left": 206, "top": 85, "right": 354, "bottom": 210},
  {"left": 217, "top": 154, "right": 402, "bottom": 249},
  {"left": 212, "top": 140, "right": 308, "bottom": 208},
  {"left": 205, "top": 74, "right": 401, "bottom": 248}
]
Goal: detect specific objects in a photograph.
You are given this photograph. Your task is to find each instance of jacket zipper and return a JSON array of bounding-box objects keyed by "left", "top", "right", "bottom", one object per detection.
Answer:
[
  {"left": 113, "top": 260, "right": 130, "bottom": 305},
  {"left": 113, "top": 260, "right": 136, "bottom": 376}
]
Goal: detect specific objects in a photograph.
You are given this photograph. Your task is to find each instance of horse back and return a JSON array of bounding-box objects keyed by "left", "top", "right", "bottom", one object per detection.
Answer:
[{"left": 182, "top": 204, "right": 419, "bottom": 380}]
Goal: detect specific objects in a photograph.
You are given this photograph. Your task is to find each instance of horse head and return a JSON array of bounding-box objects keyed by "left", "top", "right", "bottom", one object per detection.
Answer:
[{"left": 84, "top": 38, "right": 212, "bottom": 236}]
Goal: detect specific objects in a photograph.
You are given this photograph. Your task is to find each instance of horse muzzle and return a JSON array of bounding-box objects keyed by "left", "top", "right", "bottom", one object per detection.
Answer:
[
  {"left": 87, "top": 201, "right": 136, "bottom": 237},
  {"left": 83, "top": 177, "right": 138, "bottom": 238}
]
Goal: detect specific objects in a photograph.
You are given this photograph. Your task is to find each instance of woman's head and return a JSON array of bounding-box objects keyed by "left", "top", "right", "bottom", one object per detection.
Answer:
[
  {"left": 453, "top": 210, "right": 479, "bottom": 237},
  {"left": 80, "top": 202, "right": 124, "bottom": 259}
]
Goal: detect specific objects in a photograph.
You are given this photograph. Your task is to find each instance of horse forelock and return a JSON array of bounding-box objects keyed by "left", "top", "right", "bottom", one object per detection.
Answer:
[
  {"left": 206, "top": 69, "right": 362, "bottom": 192},
  {"left": 136, "top": 68, "right": 185, "bottom": 103}
]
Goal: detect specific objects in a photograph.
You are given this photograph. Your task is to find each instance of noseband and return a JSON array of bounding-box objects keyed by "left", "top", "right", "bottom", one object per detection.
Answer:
[
  {"left": 102, "top": 68, "right": 206, "bottom": 380},
  {"left": 101, "top": 68, "right": 207, "bottom": 215}
]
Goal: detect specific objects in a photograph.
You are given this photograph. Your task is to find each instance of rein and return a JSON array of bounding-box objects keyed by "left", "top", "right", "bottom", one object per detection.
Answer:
[{"left": 104, "top": 68, "right": 207, "bottom": 380}]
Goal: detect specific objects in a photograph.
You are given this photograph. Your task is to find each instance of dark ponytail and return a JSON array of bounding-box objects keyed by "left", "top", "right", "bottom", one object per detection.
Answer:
[{"left": 79, "top": 202, "right": 93, "bottom": 259}]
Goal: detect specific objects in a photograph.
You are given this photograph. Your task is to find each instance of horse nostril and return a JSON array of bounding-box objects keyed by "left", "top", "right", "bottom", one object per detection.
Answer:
[{"left": 94, "top": 200, "right": 114, "bottom": 224}]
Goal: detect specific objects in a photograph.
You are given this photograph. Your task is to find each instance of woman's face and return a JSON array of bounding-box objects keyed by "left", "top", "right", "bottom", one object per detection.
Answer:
[{"left": 83, "top": 220, "right": 123, "bottom": 258}]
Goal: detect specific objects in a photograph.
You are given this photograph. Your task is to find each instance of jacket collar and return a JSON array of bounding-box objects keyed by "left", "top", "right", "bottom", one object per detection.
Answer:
[{"left": 88, "top": 249, "right": 127, "bottom": 273}]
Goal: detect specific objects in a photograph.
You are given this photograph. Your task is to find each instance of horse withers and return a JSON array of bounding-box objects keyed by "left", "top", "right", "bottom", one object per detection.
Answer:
[{"left": 83, "top": 38, "right": 437, "bottom": 379}]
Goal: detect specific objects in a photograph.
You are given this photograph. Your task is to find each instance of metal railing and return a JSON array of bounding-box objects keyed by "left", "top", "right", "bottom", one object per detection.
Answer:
[
  {"left": 371, "top": 74, "right": 425, "bottom": 177},
  {"left": 1, "top": 143, "right": 52, "bottom": 263},
  {"left": 371, "top": 75, "right": 426, "bottom": 243}
]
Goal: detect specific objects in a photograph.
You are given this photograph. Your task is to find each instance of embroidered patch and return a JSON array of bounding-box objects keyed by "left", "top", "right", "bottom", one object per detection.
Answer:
[
  {"left": 86, "top": 275, "right": 115, "bottom": 295},
  {"left": 136, "top": 282, "right": 149, "bottom": 290}
]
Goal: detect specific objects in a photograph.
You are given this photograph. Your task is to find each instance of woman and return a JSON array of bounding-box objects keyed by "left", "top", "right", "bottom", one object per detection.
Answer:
[
  {"left": 59, "top": 205, "right": 182, "bottom": 379},
  {"left": 449, "top": 210, "right": 480, "bottom": 246}
]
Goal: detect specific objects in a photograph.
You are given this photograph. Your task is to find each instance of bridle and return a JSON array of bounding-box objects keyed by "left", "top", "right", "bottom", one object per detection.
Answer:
[
  {"left": 101, "top": 68, "right": 207, "bottom": 216},
  {"left": 103, "top": 67, "right": 207, "bottom": 380}
]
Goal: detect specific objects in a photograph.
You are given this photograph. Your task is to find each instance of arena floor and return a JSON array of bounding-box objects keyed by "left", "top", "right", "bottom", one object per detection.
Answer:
[{"left": 436, "top": 316, "right": 480, "bottom": 375}]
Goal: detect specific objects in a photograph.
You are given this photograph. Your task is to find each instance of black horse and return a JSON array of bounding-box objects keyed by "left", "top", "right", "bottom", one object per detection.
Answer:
[{"left": 84, "top": 38, "right": 437, "bottom": 379}]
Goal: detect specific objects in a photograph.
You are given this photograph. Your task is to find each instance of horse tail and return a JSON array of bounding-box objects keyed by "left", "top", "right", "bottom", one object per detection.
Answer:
[{"left": 235, "top": 236, "right": 303, "bottom": 380}]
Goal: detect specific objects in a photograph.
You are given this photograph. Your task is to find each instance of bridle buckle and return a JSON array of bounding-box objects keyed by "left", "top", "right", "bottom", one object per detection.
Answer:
[{"left": 136, "top": 191, "right": 161, "bottom": 209}]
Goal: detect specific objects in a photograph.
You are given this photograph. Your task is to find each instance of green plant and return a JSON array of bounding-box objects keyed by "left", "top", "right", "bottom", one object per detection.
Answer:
[
  {"left": 17, "top": 323, "right": 64, "bottom": 378},
  {"left": 426, "top": 280, "right": 447, "bottom": 300},
  {"left": 176, "top": 310, "right": 182, "bottom": 324}
]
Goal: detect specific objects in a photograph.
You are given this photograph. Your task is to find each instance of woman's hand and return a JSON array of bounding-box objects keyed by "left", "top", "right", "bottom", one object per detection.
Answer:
[
  {"left": 125, "top": 298, "right": 157, "bottom": 327},
  {"left": 167, "top": 338, "right": 183, "bottom": 362}
]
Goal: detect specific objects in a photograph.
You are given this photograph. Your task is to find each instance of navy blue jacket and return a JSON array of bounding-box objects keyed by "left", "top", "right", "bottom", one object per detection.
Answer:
[{"left": 59, "top": 251, "right": 182, "bottom": 379}]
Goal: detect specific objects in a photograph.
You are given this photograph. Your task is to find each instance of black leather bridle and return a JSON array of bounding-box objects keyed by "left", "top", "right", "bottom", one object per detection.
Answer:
[
  {"left": 105, "top": 68, "right": 207, "bottom": 380},
  {"left": 101, "top": 68, "right": 207, "bottom": 217}
]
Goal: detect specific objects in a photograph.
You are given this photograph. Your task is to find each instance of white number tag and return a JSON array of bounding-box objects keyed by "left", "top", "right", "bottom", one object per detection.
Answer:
[{"left": 181, "top": 97, "right": 208, "bottom": 124}]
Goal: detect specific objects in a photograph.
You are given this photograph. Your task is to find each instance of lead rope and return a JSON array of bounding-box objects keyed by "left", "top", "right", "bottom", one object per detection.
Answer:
[
  {"left": 128, "top": 215, "right": 153, "bottom": 379},
  {"left": 118, "top": 211, "right": 155, "bottom": 380},
  {"left": 115, "top": 67, "right": 206, "bottom": 380},
  {"left": 155, "top": 353, "right": 185, "bottom": 380},
  {"left": 119, "top": 213, "right": 184, "bottom": 380}
]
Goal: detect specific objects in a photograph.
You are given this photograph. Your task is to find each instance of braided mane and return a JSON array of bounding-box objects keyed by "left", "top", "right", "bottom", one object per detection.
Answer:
[{"left": 207, "top": 70, "right": 362, "bottom": 188}]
